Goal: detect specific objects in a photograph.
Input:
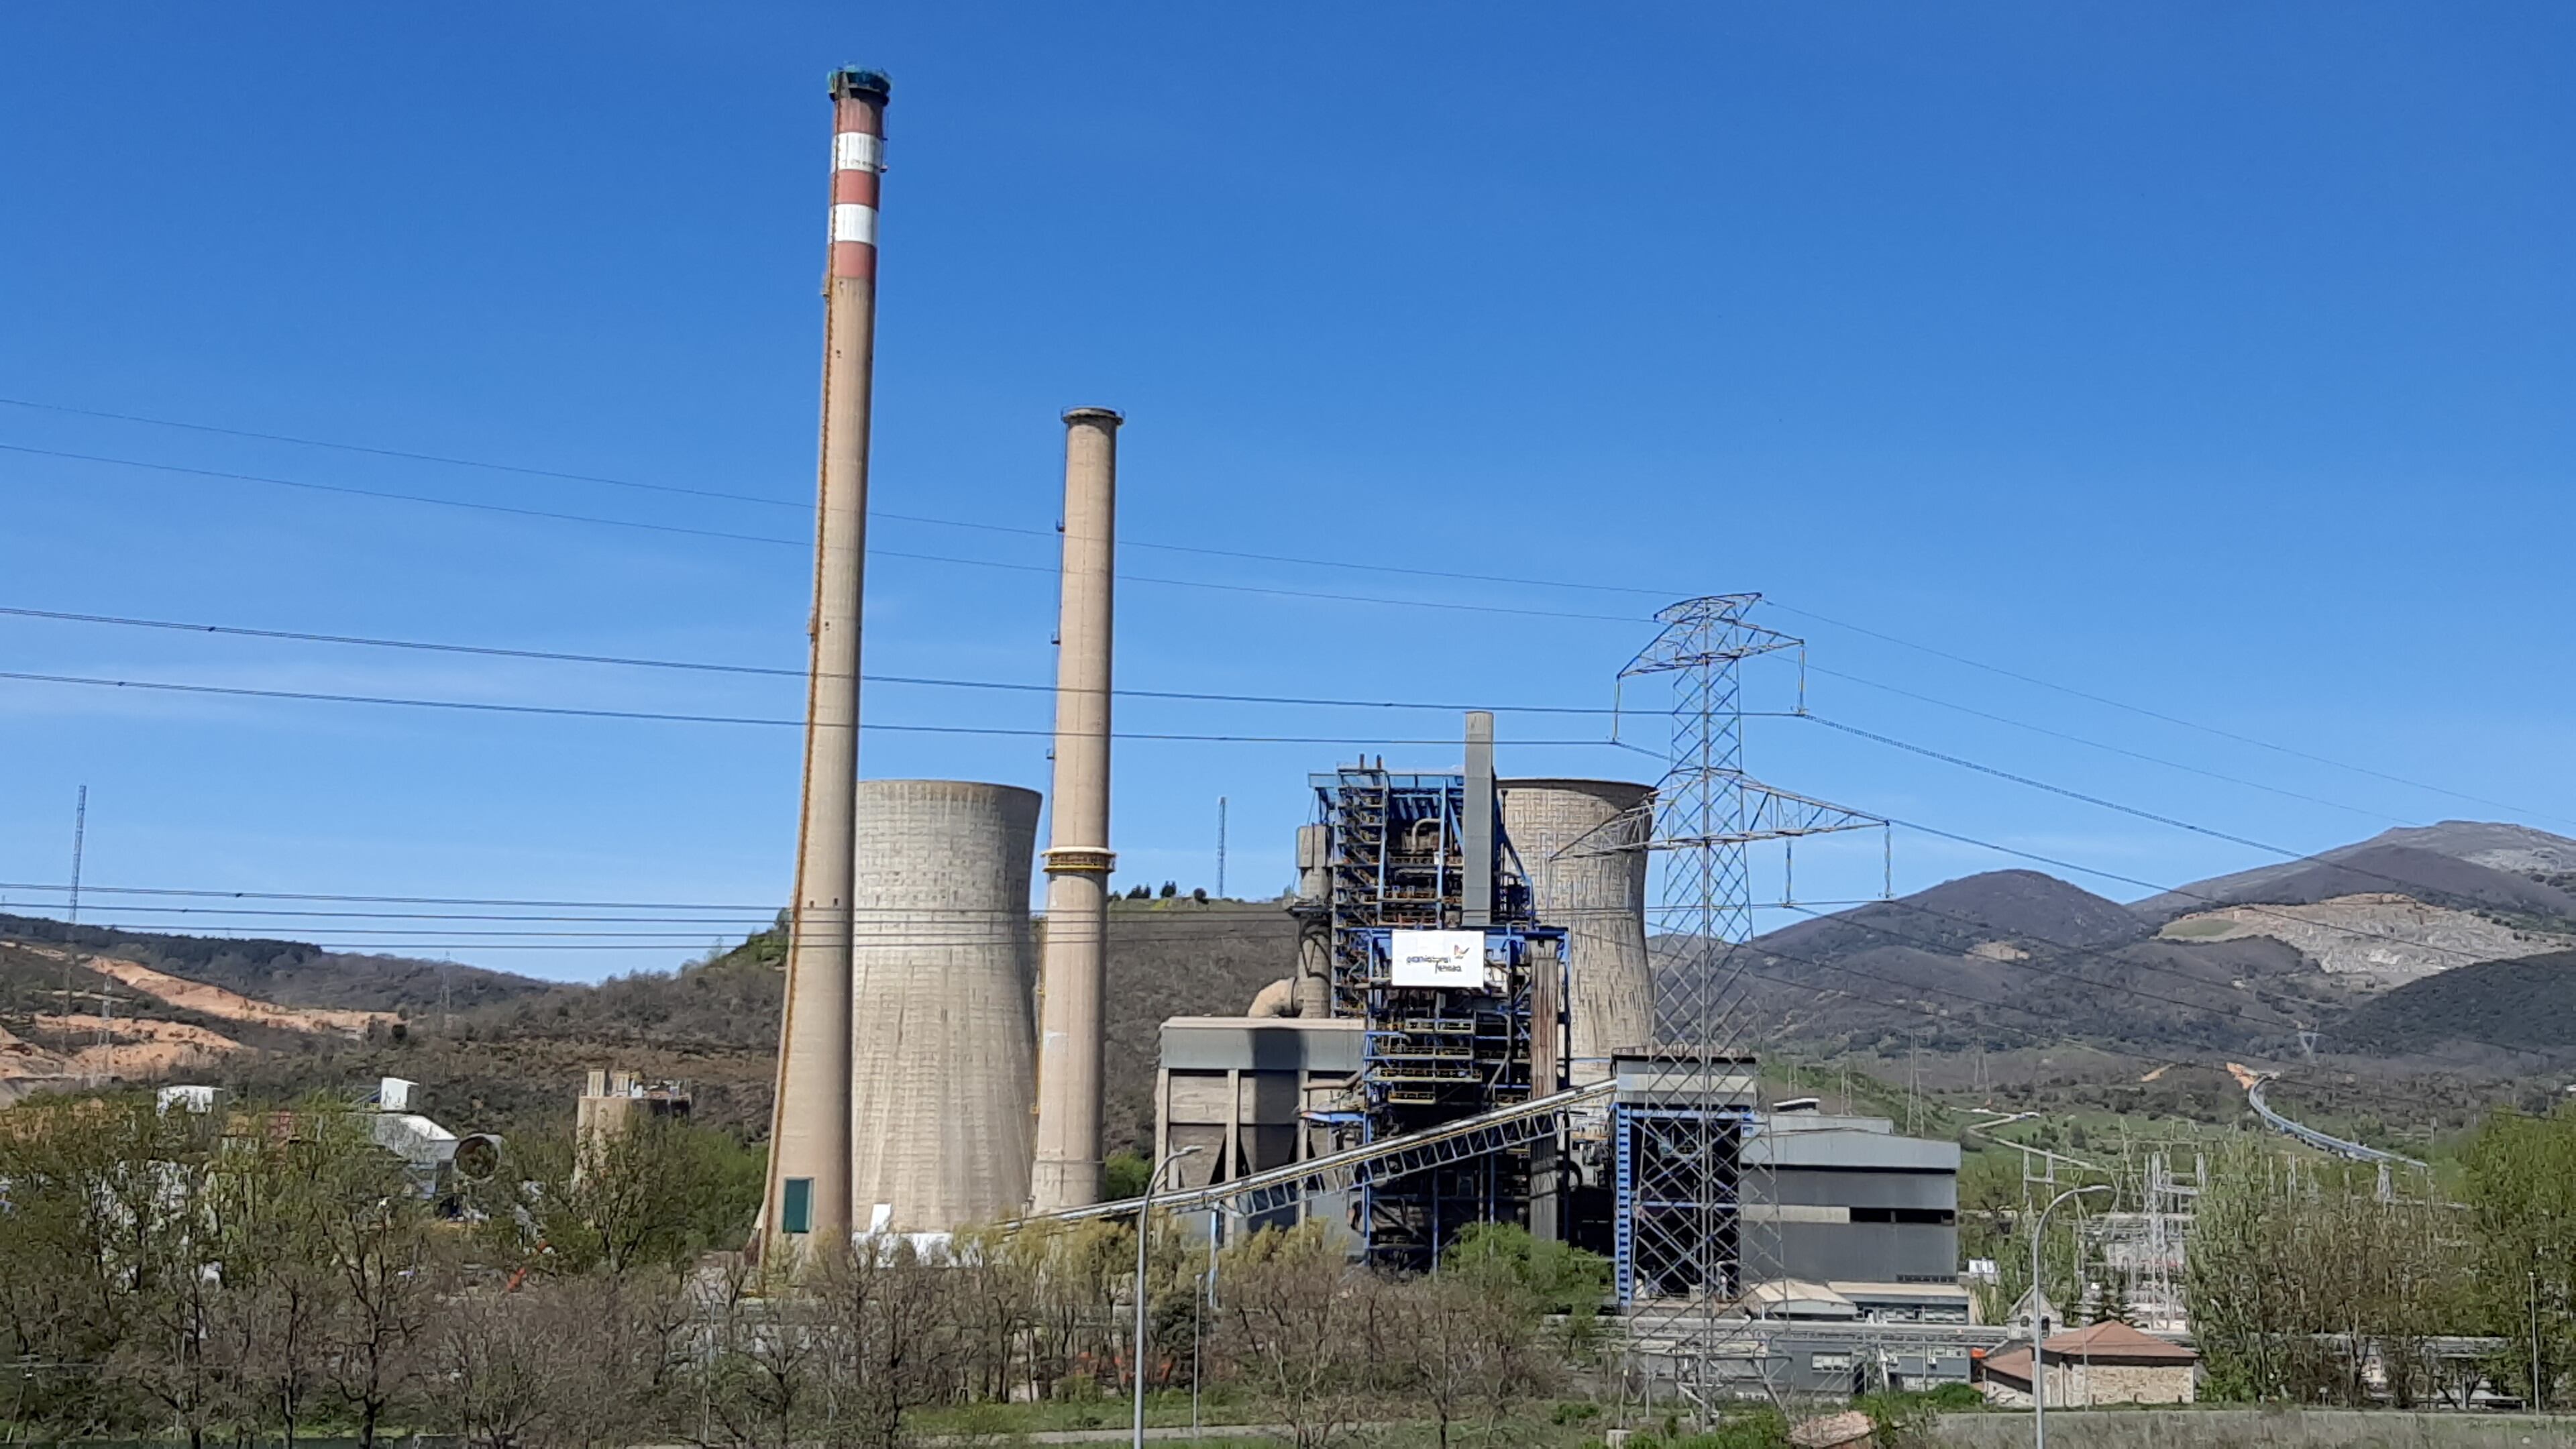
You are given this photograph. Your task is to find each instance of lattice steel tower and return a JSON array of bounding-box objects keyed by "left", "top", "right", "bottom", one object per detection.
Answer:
[{"left": 1615, "top": 594, "right": 1886, "bottom": 1415}]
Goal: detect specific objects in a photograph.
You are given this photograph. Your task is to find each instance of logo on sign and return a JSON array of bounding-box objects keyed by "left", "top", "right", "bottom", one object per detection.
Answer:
[{"left": 1388, "top": 929, "right": 1487, "bottom": 989}]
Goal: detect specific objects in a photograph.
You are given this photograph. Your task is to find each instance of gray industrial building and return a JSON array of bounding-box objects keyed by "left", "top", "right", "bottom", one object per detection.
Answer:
[
  {"left": 1153, "top": 1016, "right": 1363, "bottom": 1230},
  {"left": 1747, "top": 1110, "right": 1964, "bottom": 1299}
]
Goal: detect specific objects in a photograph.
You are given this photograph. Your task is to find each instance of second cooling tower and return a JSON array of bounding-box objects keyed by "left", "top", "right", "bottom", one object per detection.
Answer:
[
  {"left": 1500, "top": 779, "right": 1654, "bottom": 1083},
  {"left": 849, "top": 779, "right": 1042, "bottom": 1230}
]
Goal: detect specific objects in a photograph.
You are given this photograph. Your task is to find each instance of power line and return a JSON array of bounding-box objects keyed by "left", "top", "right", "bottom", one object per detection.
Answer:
[
  {"left": 1808, "top": 714, "right": 2574, "bottom": 973},
  {"left": 7, "top": 394, "right": 2551, "bottom": 826},
  {"left": 17, "top": 603, "right": 2554, "bottom": 851},
  {"left": 0, "top": 669, "right": 1638, "bottom": 745},
  {"left": 7, "top": 443, "right": 1644, "bottom": 625},
  {"left": 0, "top": 395, "right": 806, "bottom": 509},
  {"left": 0, "top": 604, "right": 1631, "bottom": 715},
  {"left": 0, "top": 882, "right": 771, "bottom": 910},
  {"left": 1767, "top": 598, "right": 2570, "bottom": 828},
  {"left": 0, "top": 394, "right": 1670, "bottom": 598},
  {"left": 1805, "top": 663, "right": 2404, "bottom": 824}
]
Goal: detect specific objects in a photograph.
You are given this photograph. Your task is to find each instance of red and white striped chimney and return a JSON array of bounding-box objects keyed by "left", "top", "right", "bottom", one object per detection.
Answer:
[
  {"left": 829, "top": 72, "right": 887, "bottom": 283},
  {"left": 761, "top": 66, "right": 892, "bottom": 1263}
]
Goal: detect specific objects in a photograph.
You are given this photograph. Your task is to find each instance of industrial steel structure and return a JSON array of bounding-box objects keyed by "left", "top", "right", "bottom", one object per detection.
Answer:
[
  {"left": 1307, "top": 715, "right": 1568, "bottom": 1271},
  {"left": 762, "top": 66, "right": 892, "bottom": 1258}
]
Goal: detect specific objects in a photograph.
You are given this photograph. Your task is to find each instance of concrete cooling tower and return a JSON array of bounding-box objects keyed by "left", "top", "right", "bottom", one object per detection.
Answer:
[
  {"left": 848, "top": 779, "right": 1042, "bottom": 1230},
  {"left": 1500, "top": 779, "right": 1654, "bottom": 1084}
]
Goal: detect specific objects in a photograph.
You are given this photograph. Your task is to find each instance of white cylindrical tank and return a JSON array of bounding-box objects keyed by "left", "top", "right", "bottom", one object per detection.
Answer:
[
  {"left": 849, "top": 780, "right": 1042, "bottom": 1230},
  {"left": 1501, "top": 779, "right": 1654, "bottom": 1085}
]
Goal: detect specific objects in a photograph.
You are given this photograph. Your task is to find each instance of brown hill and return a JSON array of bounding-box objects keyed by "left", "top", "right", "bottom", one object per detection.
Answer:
[
  {"left": 2129, "top": 838, "right": 2576, "bottom": 926},
  {"left": 0, "top": 896, "right": 1297, "bottom": 1156},
  {"left": 0, "top": 913, "right": 551, "bottom": 1014},
  {"left": 1756, "top": 870, "right": 2151, "bottom": 960},
  {"left": 2330, "top": 950, "right": 2576, "bottom": 1061}
]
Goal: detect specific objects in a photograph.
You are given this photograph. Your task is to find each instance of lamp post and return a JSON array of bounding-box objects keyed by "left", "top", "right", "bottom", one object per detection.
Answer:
[
  {"left": 2031, "top": 1183, "right": 2109, "bottom": 1449},
  {"left": 1134, "top": 1145, "right": 1203, "bottom": 1449}
]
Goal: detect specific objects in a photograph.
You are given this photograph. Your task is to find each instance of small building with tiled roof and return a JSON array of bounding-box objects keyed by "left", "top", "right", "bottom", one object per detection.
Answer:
[{"left": 1978, "top": 1320, "right": 2198, "bottom": 1407}]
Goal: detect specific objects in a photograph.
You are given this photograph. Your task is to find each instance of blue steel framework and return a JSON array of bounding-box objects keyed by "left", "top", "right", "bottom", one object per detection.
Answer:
[
  {"left": 1612, "top": 1097, "right": 1753, "bottom": 1306},
  {"left": 1313, "top": 766, "right": 1565, "bottom": 1272}
]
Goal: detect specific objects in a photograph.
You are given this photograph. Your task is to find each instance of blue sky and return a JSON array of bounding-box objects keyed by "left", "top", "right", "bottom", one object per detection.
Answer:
[{"left": 3, "top": 3, "right": 2570, "bottom": 980}]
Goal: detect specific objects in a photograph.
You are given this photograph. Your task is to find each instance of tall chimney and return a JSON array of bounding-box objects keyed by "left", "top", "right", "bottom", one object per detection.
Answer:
[
  {"left": 1030, "top": 407, "right": 1122, "bottom": 1212},
  {"left": 759, "top": 66, "right": 890, "bottom": 1258},
  {"left": 1462, "top": 710, "right": 1496, "bottom": 928}
]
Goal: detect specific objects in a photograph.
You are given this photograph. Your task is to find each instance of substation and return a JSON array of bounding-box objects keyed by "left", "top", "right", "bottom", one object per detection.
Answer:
[{"left": 754, "top": 67, "right": 1970, "bottom": 1405}]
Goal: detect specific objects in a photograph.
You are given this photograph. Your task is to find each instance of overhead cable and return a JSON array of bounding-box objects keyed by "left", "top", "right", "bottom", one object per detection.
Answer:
[
  {"left": 1768, "top": 598, "right": 2567, "bottom": 828},
  {"left": 5, "top": 444, "right": 1643, "bottom": 625},
  {"left": 0, "top": 394, "right": 1671, "bottom": 598},
  {"left": 3, "top": 394, "right": 2545, "bottom": 822},
  {"left": 0, "top": 604, "right": 1629, "bottom": 713},
  {"left": 0, "top": 669, "right": 1633, "bottom": 744}
]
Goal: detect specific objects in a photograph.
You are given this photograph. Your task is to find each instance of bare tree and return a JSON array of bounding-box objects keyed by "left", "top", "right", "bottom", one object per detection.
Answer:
[
  {"left": 811, "top": 1235, "right": 962, "bottom": 1449},
  {"left": 307, "top": 1122, "right": 433, "bottom": 1449},
  {"left": 430, "top": 1288, "right": 552, "bottom": 1449},
  {"left": 696, "top": 1258, "right": 824, "bottom": 1449},
  {"left": 1214, "top": 1224, "right": 1381, "bottom": 1449}
]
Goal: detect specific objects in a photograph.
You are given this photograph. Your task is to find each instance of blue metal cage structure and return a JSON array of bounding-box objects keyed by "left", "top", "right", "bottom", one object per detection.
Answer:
[{"left": 1311, "top": 766, "right": 1564, "bottom": 1271}]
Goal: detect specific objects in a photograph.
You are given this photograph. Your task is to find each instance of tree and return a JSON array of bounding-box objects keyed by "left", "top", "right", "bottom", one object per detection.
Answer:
[
  {"left": 2462, "top": 1104, "right": 2576, "bottom": 1406},
  {"left": 1214, "top": 1224, "right": 1382, "bottom": 1449},
  {"left": 305, "top": 1117, "right": 433, "bottom": 1449},
  {"left": 2186, "top": 1143, "right": 2470, "bottom": 1404},
  {"left": 697, "top": 1258, "right": 824, "bottom": 1449},
  {"left": 499, "top": 1116, "right": 760, "bottom": 1278}
]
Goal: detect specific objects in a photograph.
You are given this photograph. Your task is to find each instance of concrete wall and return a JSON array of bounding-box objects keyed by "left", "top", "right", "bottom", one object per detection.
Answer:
[
  {"left": 847, "top": 780, "right": 1042, "bottom": 1231},
  {"left": 1499, "top": 780, "right": 1653, "bottom": 1081},
  {"left": 1931, "top": 1410, "right": 2576, "bottom": 1449}
]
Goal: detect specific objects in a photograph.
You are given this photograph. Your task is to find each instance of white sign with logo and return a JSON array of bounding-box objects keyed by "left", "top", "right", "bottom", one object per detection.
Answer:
[{"left": 1387, "top": 929, "right": 1488, "bottom": 989}]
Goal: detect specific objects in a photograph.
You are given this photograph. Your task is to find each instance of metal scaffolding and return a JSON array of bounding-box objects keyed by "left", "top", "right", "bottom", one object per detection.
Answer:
[
  {"left": 1615, "top": 594, "right": 1888, "bottom": 1416},
  {"left": 1312, "top": 765, "right": 1564, "bottom": 1272}
]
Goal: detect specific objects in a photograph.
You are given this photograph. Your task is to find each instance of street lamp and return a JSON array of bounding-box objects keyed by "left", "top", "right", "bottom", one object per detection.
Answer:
[
  {"left": 2031, "top": 1183, "right": 2110, "bottom": 1449},
  {"left": 1134, "top": 1145, "right": 1204, "bottom": 1449}
]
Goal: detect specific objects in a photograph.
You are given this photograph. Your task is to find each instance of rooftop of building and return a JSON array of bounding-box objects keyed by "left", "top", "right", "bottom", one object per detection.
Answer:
[{"left": 1980, "top": 1320, "right": 2199, "bottom": 1386}]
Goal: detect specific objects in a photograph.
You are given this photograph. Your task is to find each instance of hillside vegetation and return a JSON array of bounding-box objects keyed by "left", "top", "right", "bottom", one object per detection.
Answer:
[
  {"left": 0, "top": 897, "right": 1298, "bottom": 1149},
  {"left": 9, "top": 818, "right": 2575, "bottom": 1145}
]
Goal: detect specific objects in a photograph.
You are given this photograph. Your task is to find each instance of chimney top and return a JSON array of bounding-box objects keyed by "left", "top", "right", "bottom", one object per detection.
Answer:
[
  {"left": 829, "top": 68, "right": 892, "bottom": 105},
  {"left": 1062, "top": 407, "right": 1124, "bottom": 428}
]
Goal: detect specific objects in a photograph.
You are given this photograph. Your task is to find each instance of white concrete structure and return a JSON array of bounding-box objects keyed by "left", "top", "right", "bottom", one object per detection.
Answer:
[
  {"left": 849, "top": 780, "right": 1043, "bottom": 1230},
  {"left": 1500, "top": 779, "right": 1654, "bottom": 1081}
]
